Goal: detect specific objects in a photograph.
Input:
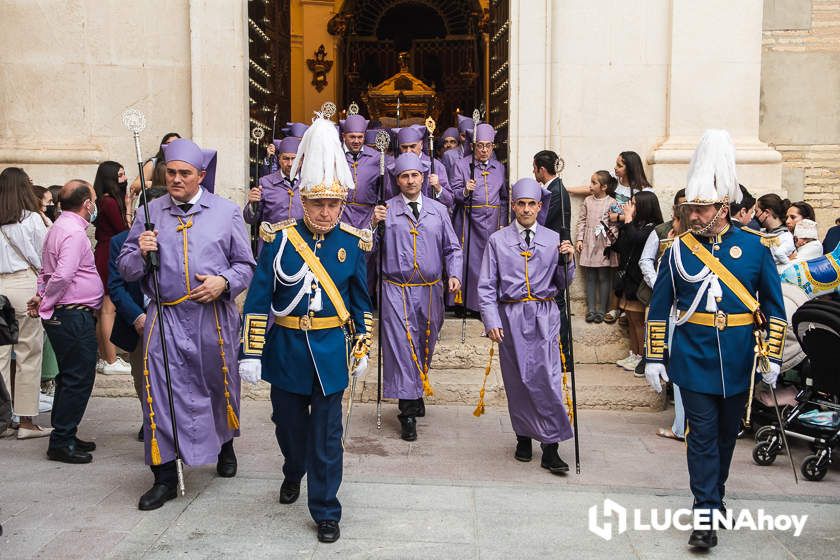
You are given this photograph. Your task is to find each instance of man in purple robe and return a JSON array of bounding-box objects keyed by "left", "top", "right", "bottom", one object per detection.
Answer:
[
  {"left": 245, "top": 136, "right": 303, "bottom": 233},
  {"left": 449, "top": 123, "right": 509, "bottom": 313},
  {"left": 441, "top": 127, "right": 459, "bottom": 154},
  {"left": 118, "top": 138, "right": 256, "bottom": 510},
  {"left": 441, "top": 115, "right": 474, "bottom": 181},
  {"left": 385, "top": 125, "right": 453, "bottom": 209},
  {"left": 371, "top": 153, "right": 462, "bottom": 441},
  {"left": 341, "top": 114, "right": 380, "bottom": 229},
  {"left": 477, "top": 178, "right": 575, "bottom": 475}
]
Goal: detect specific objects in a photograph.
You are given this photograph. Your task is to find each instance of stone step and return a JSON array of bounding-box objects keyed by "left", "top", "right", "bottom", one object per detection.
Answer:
[
  {"left": 95, "top": 316, "right": 655, "bottom": 409},
  {"left": 94, "top": 363, "right": 664, "bottom": 411}
]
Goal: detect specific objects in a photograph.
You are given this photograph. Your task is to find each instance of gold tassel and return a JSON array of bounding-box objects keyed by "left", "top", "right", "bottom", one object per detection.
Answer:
[
  {"left": 226, "top": 403, "right": 240, "bottom": 430},
  {"left": 559, "top": 337, "right": 574, "bottom": 423},
  {"left": 454, "top": 290, "right": 463, "bottom": 305},
  {"left": 150, "top": 434, "right": 162, "bottom": 465},
  {"left": 473, "top": 344, "right": 495, "bottom": 417}
]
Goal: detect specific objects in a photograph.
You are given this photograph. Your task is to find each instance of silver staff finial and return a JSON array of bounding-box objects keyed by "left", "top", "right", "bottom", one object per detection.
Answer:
[
  {"left": 251, "top": 126, "right": 265, "bottom": 141},
  {"left": 471, "top": 108, "right": 480, "bottom": 123},
  {"left": 122, "top": 108, "right": 146, "bottom": 134},
  {"left": 348, "top": 101, "right": 359, "bottom": 116},
  {"left": 320, "top": 101, "right": 337, "bottom": 120},
  {"left": 375, "top": 130, "right": 390, "bottom": 152}
]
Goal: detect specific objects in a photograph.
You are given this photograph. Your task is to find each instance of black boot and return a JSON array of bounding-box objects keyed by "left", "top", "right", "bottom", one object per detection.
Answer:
[
  {"left": 139, "top": 462, "right": 177, "bottom": 511},
  {"left": 688, "top": 529, "right": 717, "bottom": 548},
  {"left": 279, "top": 479, "right": 300, "bottom": 504},
  {"left": 399, "top": 416, "right": 417, "bottom": 441},
  {"left": 216, "top": 439, "right": 237, "bottom": 478},
  {"left": 317, "top": 520, "right": 340, "bottom": 543},
  {"left": 417, "top": 398, "right": 426, "bottom": 418},
  {"left": 540, "top": 443, "right": 569, "bottom": 474},
  {"left": 514, "top": 436, "right": 532, "bottom": 462}
]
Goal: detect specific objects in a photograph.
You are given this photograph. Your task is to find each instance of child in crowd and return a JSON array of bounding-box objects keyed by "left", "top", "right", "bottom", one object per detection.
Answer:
[
  {"left": 575, "top": 171, "right": 619, "bottom": 323},
  {"left": 792, "top": 219, "right": 824, "bottom": 262}
]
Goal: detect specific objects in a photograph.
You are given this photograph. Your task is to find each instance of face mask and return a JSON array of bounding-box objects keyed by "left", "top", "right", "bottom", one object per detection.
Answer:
[
  {"left": 118, "top": 180, "right": 128, "bottom": 191},
  {"left": 87, "top": 201, "right": 98, "bottom": 223},
  {"left": 44, "top": 205, "right": 56, "bottom": 221}
]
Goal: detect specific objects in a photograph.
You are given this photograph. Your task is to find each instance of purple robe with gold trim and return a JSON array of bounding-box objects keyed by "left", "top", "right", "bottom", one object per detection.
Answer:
[
  {"left": 379, "top": 195, "right": 462, "bottom": 399},
  {"left": 477, "top": 223, "right": 574, "bottom": 443},
  {"left": 118, "top": 190, "right": 255, "bottom": 466}
]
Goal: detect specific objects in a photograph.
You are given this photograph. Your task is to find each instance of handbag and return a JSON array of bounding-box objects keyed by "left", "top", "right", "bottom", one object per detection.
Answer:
[
  {"left": 636, "top": 282, "right": 653, "bottom": 305},
  {"left": 0, "top": 295, "right": 19, "bottom": 346}
]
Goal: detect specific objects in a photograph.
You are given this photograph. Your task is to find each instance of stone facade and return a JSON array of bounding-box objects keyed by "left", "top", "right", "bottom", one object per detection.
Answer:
[{"left": 761, "top": 0, "right": 840, "bottom": 235}]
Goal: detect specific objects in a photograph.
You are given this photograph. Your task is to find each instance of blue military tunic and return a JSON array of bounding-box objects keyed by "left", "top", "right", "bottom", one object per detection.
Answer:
[
  {"left": 646, "top": 224, "right": 786, "bottom": 397},
  {"left": 240, "top": 220, "right": 372, "bottom": 396}
]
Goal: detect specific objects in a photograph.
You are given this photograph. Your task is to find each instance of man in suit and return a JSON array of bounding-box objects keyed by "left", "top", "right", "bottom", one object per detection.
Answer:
[
  {"left": 108, "top": 186, "right": 168, "bottom": 441},
  {"left": 533, "top": 150, "right": 572, "bottom": 363}
]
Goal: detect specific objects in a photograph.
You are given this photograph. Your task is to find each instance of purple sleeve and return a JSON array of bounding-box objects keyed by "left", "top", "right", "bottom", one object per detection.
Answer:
[
  {"left": 219, "top": 206, "right": 257, "bottom": 298},
  {"left": 477, "top": 236, "right": 502, "bottom": 331},
  {"left": 441, "top": 208, "right": 463, "bottom": 283},
  {"left": 553, "top": 253, "right": 575, "bottom": 291}
]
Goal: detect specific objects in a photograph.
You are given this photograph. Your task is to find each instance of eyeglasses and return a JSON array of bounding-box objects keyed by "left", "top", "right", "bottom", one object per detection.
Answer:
[{"left": 475, "top": 142, "right": 493, "bottom": 150}]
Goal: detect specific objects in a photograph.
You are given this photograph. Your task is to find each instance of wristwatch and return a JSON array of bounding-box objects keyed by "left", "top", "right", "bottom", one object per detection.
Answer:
[{"left": 223, "top": 276, "right": 231, "bottom": 293}]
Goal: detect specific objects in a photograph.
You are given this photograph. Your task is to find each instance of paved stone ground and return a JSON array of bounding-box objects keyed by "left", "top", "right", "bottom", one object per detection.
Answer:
[{"left": 2, "top": 397, "right": 839, "bottom": 559}]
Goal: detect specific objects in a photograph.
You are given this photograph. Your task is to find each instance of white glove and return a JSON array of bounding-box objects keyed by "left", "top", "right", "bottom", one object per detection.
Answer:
[
  {"left": 761, "top": 362, "right": 780, "bottom": 388},
  {"left": 644, "top": 362, "right": 669, "bottom": 393},
  {"left": 352, "top": 355, "right": 368, "bottom": 378},
  {"left": 238, "top": 359, "right": 262, "bottom": 385}
]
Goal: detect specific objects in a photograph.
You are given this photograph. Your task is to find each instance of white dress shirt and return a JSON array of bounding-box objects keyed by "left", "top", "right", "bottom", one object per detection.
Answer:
[
  {"left": 514, "top": 220, "right": 538, "bottom": 245},
  {"left": 639, "top": 229, "right": 661, "bottom": 288},
  {"left": 0, "top": 211, "right": 47, "bottom": 273}
]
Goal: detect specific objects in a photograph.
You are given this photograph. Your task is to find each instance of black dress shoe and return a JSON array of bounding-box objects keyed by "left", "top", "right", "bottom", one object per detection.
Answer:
[
  {"left": 279, "top": 479, "right": 300, "bottom": 504},
  {"left": 138, "top": 483, "right": 177, "bottom": 511},
  {"left": 317, "top": 520, "right": 340, "bottom": 543},
  {"left": 514, "top": 436, "right": 532, "bottom": 462},
  {"left": 74, "top": 437, "right": 96, "bottom": 452},
  {"left": 540, "top": 443, "right": 569, "bottom": 474},
  {"left": 47, "top": 446, "right": 92, "bottom": 464},
  {"left": 399, "top": 416, "right": 417, "bottom": 442},
  {"left": 688, "top": 529, "right": 717, "bottom": 548},
  {"left": 417, "top": 398, "right": 426, "bottom": 418},
  {"left": 216, "top": 440, "right": 237, "bottom": 478}
]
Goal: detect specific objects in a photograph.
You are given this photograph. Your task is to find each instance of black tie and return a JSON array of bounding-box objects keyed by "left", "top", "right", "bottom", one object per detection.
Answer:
[
  {"left": 409, "top": 201, "right": 420, "bottom": 220},
  {"left": 525, "top": 229, "right": 532, "bottom": 246},
  {"left": 179, "top": 203, "right": 193, "bottom": 212}
]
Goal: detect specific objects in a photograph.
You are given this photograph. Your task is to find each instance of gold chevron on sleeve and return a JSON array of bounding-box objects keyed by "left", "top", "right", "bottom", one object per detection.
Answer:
[
  {"left": 766, "top": 316, "right": 787, "bottom": 361},
  {"left": 243, "top": 314, "right": 269, "bottom": 355},
  {"left": 646, "top": 320, "right": 667, "bottom": 360}
]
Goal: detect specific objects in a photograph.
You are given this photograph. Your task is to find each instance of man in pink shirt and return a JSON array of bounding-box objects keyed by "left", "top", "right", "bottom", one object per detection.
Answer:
[{"left": 28, "top": 179, "right": 104, "bottom": 464}]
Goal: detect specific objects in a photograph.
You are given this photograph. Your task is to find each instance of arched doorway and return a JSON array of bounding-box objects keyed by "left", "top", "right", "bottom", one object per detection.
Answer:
[{"left": 329, "top": 0, "right": 484, "bottom": 134}]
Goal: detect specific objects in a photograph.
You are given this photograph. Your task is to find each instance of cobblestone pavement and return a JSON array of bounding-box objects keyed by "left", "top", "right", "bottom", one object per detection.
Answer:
[{"left": 2, "top": 397, "right": 838, "bottom": 559}]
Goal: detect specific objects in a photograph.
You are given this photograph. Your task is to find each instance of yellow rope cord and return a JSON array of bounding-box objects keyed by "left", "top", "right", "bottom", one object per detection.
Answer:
[
  {"left": 559, "top": 336, "right": 574, "bottom": 424},
  {"left": 385, "top": 216, "right": 437, "bottom": 396},
  {"left": 143, "top": 310, "right": 162, "bottom": 465},
  {"left": 144, "top": 214, "right": 240, "bottom": 453},
  {"left": 213, "top": 301, "right": 240, "bottom": 430},
  {"left": 473, "top": 342, "right": 495, "bottom": 417}
]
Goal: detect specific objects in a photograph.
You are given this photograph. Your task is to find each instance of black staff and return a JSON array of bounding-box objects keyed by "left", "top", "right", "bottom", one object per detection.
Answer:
[
  {"left": 554, "top": 154, "right": 580, "bottom": 474},
  {"left": 122, "top": 109, "right": 186, "bottom": 495},
  {"left": 460, "top": 108, "right": 481, "bottom": 343},
  {"left": 373, "top": 129, "right": 390, "bottom": 430},
  {"left": 250, "top": 126, "right": 265, "bottom": 256}
]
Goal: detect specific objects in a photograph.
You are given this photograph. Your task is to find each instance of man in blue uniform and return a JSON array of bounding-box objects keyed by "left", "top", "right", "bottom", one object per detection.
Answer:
[
  {"left": 645, "top": 130, "right": 786, "bottom": 550},
  {"left": 238, "top": 110, "right": 372, "bottom": 544}
]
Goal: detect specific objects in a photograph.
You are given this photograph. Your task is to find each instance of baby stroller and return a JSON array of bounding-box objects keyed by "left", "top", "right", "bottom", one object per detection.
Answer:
[{"left": 751, "top": 297, "right": 840, "bottom": 481}]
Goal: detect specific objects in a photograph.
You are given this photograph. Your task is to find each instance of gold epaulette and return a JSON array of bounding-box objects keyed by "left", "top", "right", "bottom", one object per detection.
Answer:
[
  {"left": 259, "top": 219, "right": 296, "bottom": 243},
  {"left": 339, "top": 222, "right": 374, "bottom": 252},
  {"left": 740, "top": 226, "right": 765, "bottom": 237},
  {"left": 657, "top": 238, "right": 674, "bottom": 259},
  {"left": 742, "top": 226, "right": 784, "bottom": 249}
]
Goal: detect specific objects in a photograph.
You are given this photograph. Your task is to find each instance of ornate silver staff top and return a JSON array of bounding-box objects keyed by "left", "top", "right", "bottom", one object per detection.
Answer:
[
  {"left": 122, "top": 108, "right": 146, "bottom": 134},
  {"left": 251, "top": 126, "right": 265, "bottom": 141},
  {"left": 320, "top": 101, "right": 337, "bottom": 120},
  {"left": 122, "top": 108, "right": 147, "bottom": 163},
  {"left": 348, "top": 101, "right": 359, "bottom": 116},
  {"left": 375, "top": 129, "right": 390, "bottom": 175}
]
